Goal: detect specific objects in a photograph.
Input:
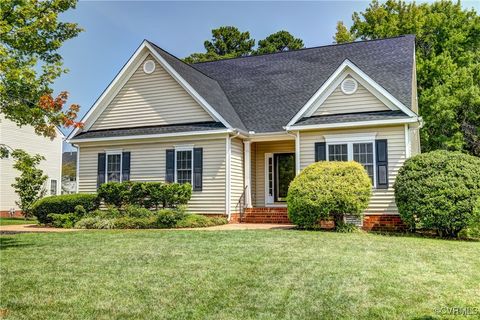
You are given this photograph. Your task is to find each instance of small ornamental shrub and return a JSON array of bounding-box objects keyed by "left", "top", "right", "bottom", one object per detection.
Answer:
[
  {"left": 144, "top": 182, "right": 164, "bottom": 210},
  {"left": 287, "top": 161, "right": 371, "bottom": 229},
  {"left": 48, "top": 213, "right": 81, "bottom": 228},
  {"left": 156, "top": 208, "right": 187, "bottom": 228},
  {"left": 176, "top": 215, "right": 228, "bottom": 228},
  {"left": 122, "top": 205, "right": 153, "bottom": 218},
  {"left": 31, "top": 194, "right": 99, "bottom": 223},
  {"left": 89, "top": 207, "right": 122, "bottom": 219},
  {"left": 113, "top": 217, "right": 156, "bottom": 229},
  {"left": 127, "top": 182, "right": 149, "bottom": 207},
  {"left": 394, "top": 151, "right": 480, "bottom": 237},
  {"left": 335, "top": 222, "right": 360, "bottom": 233}
]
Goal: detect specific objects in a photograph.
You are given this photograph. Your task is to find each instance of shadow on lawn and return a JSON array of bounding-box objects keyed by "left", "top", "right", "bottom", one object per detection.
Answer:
[{"left": 0, "top": 236, "right": 35, "bottom": 250}]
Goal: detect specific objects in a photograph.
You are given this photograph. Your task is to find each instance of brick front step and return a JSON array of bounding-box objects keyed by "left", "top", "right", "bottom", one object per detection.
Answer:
[{"left": 242, "top": 207, "right": 290, "bottom": 224}]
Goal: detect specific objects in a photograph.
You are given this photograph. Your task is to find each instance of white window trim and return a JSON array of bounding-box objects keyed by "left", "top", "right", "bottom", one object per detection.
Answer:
[
  {"left": 324, "top": 133, "right": 377, "bottom": 188},
  {"left": 264, "top": 153, "right": 274, "bottom": 205},
  {"left": 174, "top": 146, "right": 194, "bottom": 185},
  {"left": 50, "top": 179, "right": 58, "bottom": 195},
  {"left": 105, "top": 151, "right": 123, "bottom": 183}
]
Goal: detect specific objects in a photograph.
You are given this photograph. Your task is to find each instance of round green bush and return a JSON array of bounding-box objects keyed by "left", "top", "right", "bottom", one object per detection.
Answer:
[
  {"left": 394, "top": 150, "right": 480, "bottom": 237},
  {"left": 31, "top": 193, "right": 99, "bottom": 224},
  {"left": 287, "top": 161, "right": 371, "bottom": 229}
]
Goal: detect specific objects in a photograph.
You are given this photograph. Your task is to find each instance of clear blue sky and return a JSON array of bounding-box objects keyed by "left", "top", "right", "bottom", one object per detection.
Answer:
[{"left": 55, "top": 0, "right": 480, "bottom": 144}]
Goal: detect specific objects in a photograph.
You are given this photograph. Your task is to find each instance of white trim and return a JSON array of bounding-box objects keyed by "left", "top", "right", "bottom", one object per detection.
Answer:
[
  {"left": 243, "top": 140, "right": 252, "bottom": 208},
  {"left": 286, "top": 59, "right": 417, "bottom": 127},
  {"left": 286, "top": 117, "right": 419, "bottom": 131},
  {"left": 264, "top": 153, "right": 274, "bottom": 205},
  {"left": 67, "top": 40, "right": 234, "bottom": 141},
  {"left": 324, "top": 132, "right": 377, "bottom": 143},
  {"left": 105, "top": 151, "right": 123, "bottom": 183},
  {"left": 265, "top": 204, "right": 288, "bottom": 208},
  {"left": 404, "top": 124, "right": 411, "bottom": 158},
  {"left": 225, "top": 136, "right": 231, "bottom": 219},
  {"left": 173, "top": 147, "right": 194, "bottom": 184},
  {"left": 67, "top": 129, "right": 230, "bottom": 143},
  {"left": 75, "top": 145, "right": 80, "bottom": 193},
  {"left": 295, "top": 131, "right": 300, "bottom": 175}
]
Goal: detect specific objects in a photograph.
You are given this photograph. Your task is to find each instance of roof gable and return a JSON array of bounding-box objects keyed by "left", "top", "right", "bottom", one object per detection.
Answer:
[{"left": 90, "top": 54, "right": 214, "bottom": 130}]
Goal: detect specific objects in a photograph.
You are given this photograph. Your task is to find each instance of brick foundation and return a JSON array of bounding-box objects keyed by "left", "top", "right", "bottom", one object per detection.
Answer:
[
  {"left": 236, "top": 207, "right": 406, "bottom": 231},
  {"left": 362, "top": 214, "right": 406, "bottom": 232},
  {"left": 0, "top": 210, "right": 23, "bottom": 218}
]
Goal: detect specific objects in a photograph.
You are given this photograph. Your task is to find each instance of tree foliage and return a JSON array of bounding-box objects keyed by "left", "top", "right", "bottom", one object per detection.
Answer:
[
  {"left": 0, "top": 0, "right": 83, "bottom": 140},
  {"left": 334, "top": 0, "right": 480, "bottom": 156},
  {"left": 255, "top": 30, "right": 304, "bottom": 54},
  {"left": 11, "top": 149, "right": 48, "bottom": 217},
  {"left": 184, "top": 26, "right": 255, "bottom": 63},
  {"left": 184, "top": 26, "right": 305, "bottom": 63},
  {"left": 333, "top": 21, "right": 354, "bottom": 43}
]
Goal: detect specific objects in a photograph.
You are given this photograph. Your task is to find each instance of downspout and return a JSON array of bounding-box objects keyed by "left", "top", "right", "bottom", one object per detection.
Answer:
[{"left": 226, "top": 131, "right": 241, "bottom": 221}]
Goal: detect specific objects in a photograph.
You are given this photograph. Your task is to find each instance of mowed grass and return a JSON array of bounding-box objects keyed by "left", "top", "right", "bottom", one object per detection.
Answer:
[
  {"left": 0, "top": 230, "right": 479, "bottom": 319},
  {"left": 0, "top": 218, "right": 37, "bottom": 226}
]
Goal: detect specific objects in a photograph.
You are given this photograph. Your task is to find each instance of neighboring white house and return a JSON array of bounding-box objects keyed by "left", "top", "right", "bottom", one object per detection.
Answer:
[{"left": 0, "top": 114, "right": 63, "bottom": 216}]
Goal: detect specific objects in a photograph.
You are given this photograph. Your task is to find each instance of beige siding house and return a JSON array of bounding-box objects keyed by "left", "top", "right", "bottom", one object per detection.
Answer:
[
  {"left": 68, "top": 35, "right": 422, "bottom": 229},
  {"left": 0, "top": 115, "right": 63, "bottom": 216}
]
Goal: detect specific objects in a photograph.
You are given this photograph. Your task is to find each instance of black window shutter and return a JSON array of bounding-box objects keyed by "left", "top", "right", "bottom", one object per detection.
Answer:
[
  {"left": 165, "top": 149, "right": 175, "bottom": 183},
  {"left": 193, "top": 148, "right": 203, "bottom": 191},
  {"left": 97, "top": 153, "right": 106, "bottom": 188},
  {"left": 122, "top": 152, "right": 131, "bottom": 181},
  {"left": 376, "top": 139, "right": 388, "bottom": 189},
  {"left": 315, "top": 142, "right": 326, "bottom": 162}
]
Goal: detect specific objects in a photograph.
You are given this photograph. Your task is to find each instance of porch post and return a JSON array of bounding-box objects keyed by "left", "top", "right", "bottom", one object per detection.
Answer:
[
  {"left": 295, "top": 131, "right": 301, "bottom": 175},
  {"left": 243, "top": 140, "right": 252, "bottom": 208}
]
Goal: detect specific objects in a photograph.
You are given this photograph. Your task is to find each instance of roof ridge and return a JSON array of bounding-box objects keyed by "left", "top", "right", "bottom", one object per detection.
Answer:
[{"left": 190, "top": 34, "right": 415, "bottom": 65}]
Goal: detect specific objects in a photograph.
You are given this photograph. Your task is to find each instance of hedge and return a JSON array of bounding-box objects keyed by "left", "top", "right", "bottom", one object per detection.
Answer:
[
  {"left": 31, "top": 194, "right": 99, "bottom": 224},
  {"left": 287, "top": 161, "right": 371, "bottom": 229},
  {"left": 394, "top": 150, "right": 480, "bottom": 237}
]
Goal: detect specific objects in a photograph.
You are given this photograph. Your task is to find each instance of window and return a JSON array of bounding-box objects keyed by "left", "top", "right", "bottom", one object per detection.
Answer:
[
  {"left": 50, "top": 180, "right": 57, "bottom": 195},
  {"left": 353, "top": 143, "right": 374, "bottom": 184},
  {"left": 106, "top": 153, "right": 122, "bottom": 182},
  {"left": 175, "top": 149, "right": 193, "bottom": 184},
  {"left": 325, "top": 134, "right": 377, "bottom": 187},
  {"left": 328, "top": 144, "right": 348, "bottom": 161}
]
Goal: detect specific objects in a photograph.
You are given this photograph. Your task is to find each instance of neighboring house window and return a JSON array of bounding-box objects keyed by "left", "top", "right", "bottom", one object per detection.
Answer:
[
  {"left": 106, "top": 153, "right": 122, "bottom": 182},
  {"left": 50, "top": 179, "right": 57, "bottom": 195},
  {"left": 175, "top": 149, "right": 193, "bottom": 184}
]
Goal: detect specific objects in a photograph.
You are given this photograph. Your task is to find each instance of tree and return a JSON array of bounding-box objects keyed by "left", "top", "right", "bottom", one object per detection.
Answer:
[
  {"left": 11, "top": 150, "right": 48, "bottom": 218},
  {"left": 184, "top": 26, "right": 255, "bottom": 63},
  {"left": 255, "top": 30, "right": 304, "bottom": 54},
  {"left": 333, "top": 21, "right": 354, "bottom": 43},
  {"left": 334, "top": 0, "right": 480, "bottom": 156},
  {"left": 1, "top": 0, "right": 83, "bottom": 143}
]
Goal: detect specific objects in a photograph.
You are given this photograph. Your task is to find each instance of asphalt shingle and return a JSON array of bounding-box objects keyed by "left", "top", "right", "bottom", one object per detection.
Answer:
[{"left": 294, "top": 110, "right": 410, "bottom": 126}]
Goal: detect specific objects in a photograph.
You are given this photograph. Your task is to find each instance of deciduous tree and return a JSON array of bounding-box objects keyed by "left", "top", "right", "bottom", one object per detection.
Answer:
[{"left": 255, "top": 30, "right": 304, "bottom": 54}]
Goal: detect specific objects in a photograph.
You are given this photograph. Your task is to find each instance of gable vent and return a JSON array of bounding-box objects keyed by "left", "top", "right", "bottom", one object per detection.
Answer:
[
  {"left": 341, "top": 78, "right": 358, "bottom": 95},
  {"left": 143, "top": 60, "right": 156, "bottom": 74}
]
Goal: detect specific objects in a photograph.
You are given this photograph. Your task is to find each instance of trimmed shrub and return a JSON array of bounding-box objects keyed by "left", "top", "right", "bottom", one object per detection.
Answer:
[
  {"left": 97, "top": 182, "right": 130, "bottom": 207},
  {"left": 48, "top": 213, "right": 80, "bottom": 228},
  {"left": 395, "top": 151, "right": 480, "bottom": 237},
  {"left": 31, "top": 194, "right": 99, "bottom": 224},
  {"left": 156, "top": 208, "right": 187, "bottom": 228},
  {"left": 176, "top": 215, "right": 228, "bottom": 228},
  {"left": 162, "top": 183, "right": 192, "bottom": 208},
  {"left": 123, "top": 205, "right": 154, "bottom": 218},
  {"left": 113, "top": 216, "right": 156, "bottom": 229},
  {"left": 144, "top": 182, "right": 164, "bottom": 210},
  {"left": 287, "top": 161, "right": 371, "bottom": 229},
  {"left": 75, "top": 216, "right": 115, "bottom": 229}
]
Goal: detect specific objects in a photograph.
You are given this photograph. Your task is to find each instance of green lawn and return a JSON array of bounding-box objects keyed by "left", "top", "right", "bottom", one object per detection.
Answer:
[
  {"left": 0, "top": 217, "right": 37, "bottom": 226},
  {"left": 0, "top": 230, "right": 479, "bottom": 319}
]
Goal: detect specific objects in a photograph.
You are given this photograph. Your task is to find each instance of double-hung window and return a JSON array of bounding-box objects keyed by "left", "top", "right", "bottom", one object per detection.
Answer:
[
  {"left": 175, "top": 148, "right": 193, "bottom": 185},
  {"left": 50, "top": 179, "right": 57, "bottom": 195},
  {"left": 106, "top": 152, "right": 122, "bottom": 182},
  {"left": 325, "top": 134, "right": 377, "bottom": 187}
]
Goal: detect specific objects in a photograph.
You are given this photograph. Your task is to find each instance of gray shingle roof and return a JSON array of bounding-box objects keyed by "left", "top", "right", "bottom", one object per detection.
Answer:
[
  {"left": 293, "top": 110, "right": 410, "bottom": 126},
  {"left": 192, "top": 35, "right": 415, "bottom": 132},
  {"left": 72, "top": 122, "right": 226, "bottom": 140}
]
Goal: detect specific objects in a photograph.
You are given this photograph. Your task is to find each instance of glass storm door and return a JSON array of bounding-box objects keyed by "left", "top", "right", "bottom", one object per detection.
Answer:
[{"left": 274, "top": 153, "right": 295, "bottom": 202}]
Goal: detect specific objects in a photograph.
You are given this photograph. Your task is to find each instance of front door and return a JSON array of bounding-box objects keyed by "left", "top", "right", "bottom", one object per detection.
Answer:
[{"left": 274, "top": 153, "right": 295, "bottom": 202}]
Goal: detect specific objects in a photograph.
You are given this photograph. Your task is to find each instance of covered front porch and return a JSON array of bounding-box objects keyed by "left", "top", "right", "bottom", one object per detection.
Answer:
[{"left": 237, "top": 135, "right": 299, "bottom": 223}]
